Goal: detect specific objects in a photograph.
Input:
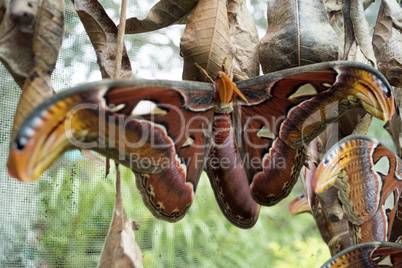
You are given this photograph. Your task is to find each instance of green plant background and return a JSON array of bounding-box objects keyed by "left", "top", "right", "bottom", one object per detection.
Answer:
[{"left": 36, "top": 155, "right": 332, "bottom": 267}]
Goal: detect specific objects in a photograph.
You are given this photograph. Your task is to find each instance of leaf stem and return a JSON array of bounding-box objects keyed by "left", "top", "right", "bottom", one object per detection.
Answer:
[{"left": 115, "top": 0, "right": 128, "bottom": 78}]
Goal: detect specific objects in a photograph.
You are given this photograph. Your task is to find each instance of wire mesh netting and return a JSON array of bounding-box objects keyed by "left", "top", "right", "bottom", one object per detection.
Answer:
[{"left": 1, "top": 0, "right": 392, "bottom": 267}]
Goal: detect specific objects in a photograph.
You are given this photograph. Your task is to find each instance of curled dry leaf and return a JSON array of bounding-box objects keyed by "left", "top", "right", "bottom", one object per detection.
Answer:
[
  {"left": 314, "top": 205, "right": 350, "bottom": 256},
  {"left": 98, "top": 165, "right": 143, "bottom": 268},
  {"left": 80, "top": 149, "right": 105, "bottom": 165},
  {"left": 328, "top": 12, "right": 344, "bottom": 59},
  {"left": 227, "top": 0, "right": 259, "bottom": 81},
  {"left": 349, "top": 0, "right": 376, "bottom": 65},
  {"left": 125, "top": 0, "right": 197, "bottom": 34},
  {"left": 289, "top": 192, "right": 350, "bottom": 256},
  {"left": 372, "top": 4, "right": 393, "bottom": 58},
  {"left": 385, "top": 87, "right": 402, "bottom": 157},
  {"left": 342, "top": 0, "right": 376, "bottom": 66},
  {"left": 11, "top": 0, "right": 64, "bottom": 137},
  {"left": 377, "top": 34, "right": 402, "bottom": 88},
  {"left": 180, "top": 0, "right": 234, "bottom": 81},
  {"left": 345, "top": 41, "right": 375, "bottom": 65},
  {"left": 374, "top": 1, "right": 402, "bottom": 156},
  {"left": 32, "top": 0, "right": 64, "bottom": 77},
  {"left": 0, "top": 0, "right": 6, "bottom": 24},
  {"left": 0, "top": 9, "right": 35, "bottom": 87},
  {"left": 316, "top": 187, "right": 346, "bottom": 223},
  {"left": 9, "top": 0, "right": 40, "bottom": 33},
  {"left": 351, "top": 112, "right": 372, "bottom": 135},
  {"left": 73, "top": 0, "right": 132, "bottom": 79},
  {"left": 259, "top": 0, "right": 338, "bottom": 73},
  {"left": 323, "top": 0, "right": 365, "bottom": 59},
  {"left": 374, "top": 0, "right": 402, "bottom": 88},
  {"left": 325, "top": 0, "right": 375, "bottom": 62},
  {"left": 313, "top": 182, "right": 354, "bottom": 251},
  {"left": 383, "top": 0, "right": 402, "bottom": 29}
]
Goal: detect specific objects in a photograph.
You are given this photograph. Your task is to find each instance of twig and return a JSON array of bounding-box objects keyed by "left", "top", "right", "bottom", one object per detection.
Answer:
[
  {"left": 115, "top": 161, "right": 121, "bottom": 211},
  {"left": 107, "top": 0, "right": 128, "bottom": 177},
  {"left": 114, "top": 0, "right": 128, "bottom": 78}
]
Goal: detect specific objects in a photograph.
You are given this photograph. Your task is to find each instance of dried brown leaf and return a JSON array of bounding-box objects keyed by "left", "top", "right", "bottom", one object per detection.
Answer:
[
  {"left": 0, "top": 12, "right": 35, "bottom": 87},
  {"left": 383, "top": 0, "right": 402, "bottom": 29},
  {"left": 98, "top": 165, "right": 143, "bottom": 268},
  {"left": 342, "top": 0, "right": 376, "bottom": 66},
  {"left": 299, "top": 139, "right": 352, "bottom": 256},
  {"left": 351, "top": 113, "right": 372, "bottom": 135},
  {"left": 377, "top": 31, "right": 402, "bottom": 88},
  {"left": 227, "top": 0, "right": 259, "bottom": 80},
  {"left": 350, "top": 0, "right": 376, "bottom": 65},
  {"left": 324, "top": 0, "right": 342, "bottom": 13},
  {"left": 375, "top": 0, "right": 402, "bottom": 89},
  {"left": 73, "top": 0, "right": 132, "bottom": 79},
  {"left": 9, "top": 0, "right": 40, "bottom": 33},
  {"left": 180, "top": 0, "right": 234, "bottom": 81},
  {"left": 324, "top": 0, "right": 345, "bottom": 58},
  {"left": 373, "top": 4, "right": 393, "bottom": 58},
  {"left": 259, "top": 0, "right": 338, "bottom": 73},
  {"left": 11, "top": 0, "right": 64, "bottom": 137},
  {"left": 314, "top": 206, "right": 350, "bottom": 256},
  {"left": 342, "top": 0, "right": 353, "bottom": 59},
  {"left": 324, "top": 0, "right": 374, "bottom": 12},
  {"left": 328, "top": 11, "right": 344, "bottom": 59},
  {"left": 80, "top": 149, "right": 105, "bottom": 165},
  {"left": 32, "top": 0, "right": 64, "bottom": 77},
  {"left": 76, "top": 9, "right": 106, "bottom": 51},
  {"left": 0, "top": 0, "right": 6, "bottom": 24},
  {"left": 384, "top": 87, "right": 402, "bottom": 157},
  {"left": 324, "top": 0, "right": 374, "bottom": 59},
  {"left": 316, "top": 188, "right": 346, "bottom": 223},
  {"left": 125, "top": 0, "right": 197, "bottom": 34}
]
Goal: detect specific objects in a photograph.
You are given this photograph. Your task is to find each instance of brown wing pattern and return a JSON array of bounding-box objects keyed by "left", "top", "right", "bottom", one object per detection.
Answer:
[
  {"left": 7, "top": 79, "right": 215, "bottom": 222},
  {"left": 235, "top": 61, "right": 394, "bottom": 206},
  {"left": 7, "top": 61, "right": 396, "bottom": 226},
  {"left": 321, "top": 241, "right": 402, "bottom": 268}
]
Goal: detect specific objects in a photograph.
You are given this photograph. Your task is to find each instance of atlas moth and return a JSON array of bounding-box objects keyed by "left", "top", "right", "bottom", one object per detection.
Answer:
[{"left": 8, "top": 61, "right": 395, "bottom": 228}]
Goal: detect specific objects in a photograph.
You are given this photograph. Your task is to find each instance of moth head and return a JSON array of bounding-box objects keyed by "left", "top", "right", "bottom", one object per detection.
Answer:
[{"left": 215, "top": 71, "right": 248, "bottom": 104}]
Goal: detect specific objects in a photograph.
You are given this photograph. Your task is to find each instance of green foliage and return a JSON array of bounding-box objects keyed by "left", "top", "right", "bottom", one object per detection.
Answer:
[
  {"left": 37, "top": 159, "right": 115, "bottom": 267},
  {"left": 268, "top": 237, "right": 330, "bottom": 267},
  {"left": 36, "top": 153, "right": 330, "bottom": 267},
  {"left": 368, "top": 117, "right": 395, "bottom": 152}
]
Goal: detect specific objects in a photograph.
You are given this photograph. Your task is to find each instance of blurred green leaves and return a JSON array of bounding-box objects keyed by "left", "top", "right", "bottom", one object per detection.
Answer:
[{"left": 36, "top": 155, "right": 330, "bottom": 267}]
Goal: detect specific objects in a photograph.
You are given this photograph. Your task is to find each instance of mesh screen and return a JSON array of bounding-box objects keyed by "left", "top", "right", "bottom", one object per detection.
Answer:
[{"left": 0, "top": 1, "right": 336, "bottom": 267}]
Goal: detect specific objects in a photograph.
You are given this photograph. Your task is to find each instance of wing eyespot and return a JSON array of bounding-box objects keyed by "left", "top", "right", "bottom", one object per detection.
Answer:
[{"left": 15, "top": 137, "right": 27, "bottom": 150}]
